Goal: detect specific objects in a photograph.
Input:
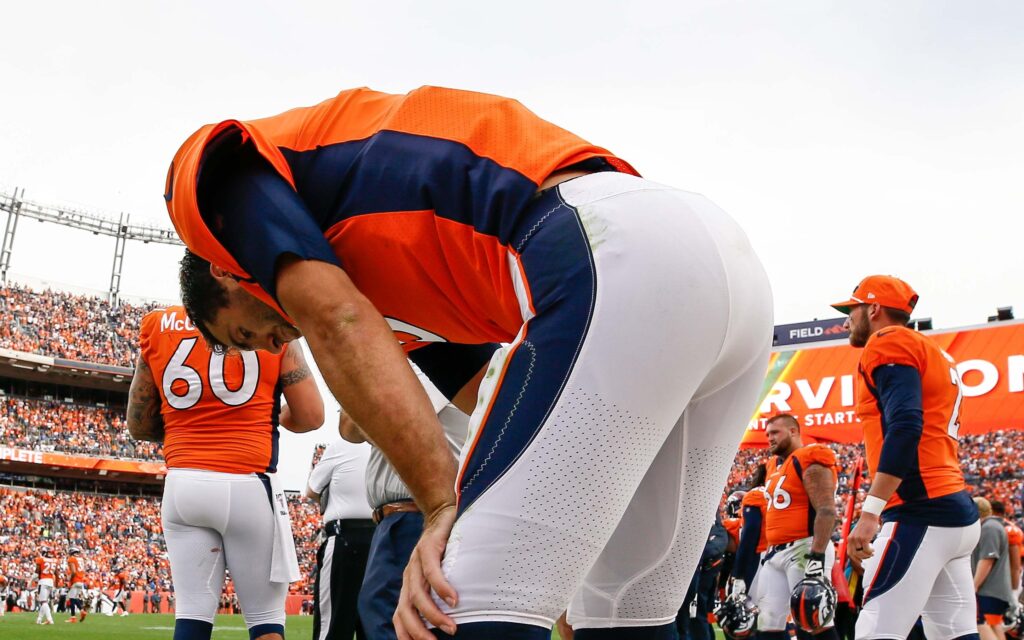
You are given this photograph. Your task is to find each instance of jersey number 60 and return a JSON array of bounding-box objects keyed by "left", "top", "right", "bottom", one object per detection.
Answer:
[{"left": 162, "top": 337, "right": 260, "bottom": 410}]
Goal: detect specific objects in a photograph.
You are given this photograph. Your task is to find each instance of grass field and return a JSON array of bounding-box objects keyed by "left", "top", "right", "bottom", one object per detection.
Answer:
[
  {"left": 0, "top": 612, "right": 569, "bottom": 639},
  {"left": 0, "top": 611, "right": 720, "bottom": 638},
  {"left": 0, "top": 612, "right": 313, "bottom": 639}
]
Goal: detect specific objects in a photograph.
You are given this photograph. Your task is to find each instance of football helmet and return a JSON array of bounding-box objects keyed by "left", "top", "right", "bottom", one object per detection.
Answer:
[
  {"left": 1004, "top": 606, "right": 1023, "bottom": 639},
  {"left": 69, "top": 547, "right": 81, "bottom": 556},
  {"left": 790, "top": 577, "right": 837, "bottom": 632},
  {"left": 725, "top": 491, "right": 747, "bottom": 518},
  {"left": 716, "top": 593, "right": 759, "bottom": 639}
]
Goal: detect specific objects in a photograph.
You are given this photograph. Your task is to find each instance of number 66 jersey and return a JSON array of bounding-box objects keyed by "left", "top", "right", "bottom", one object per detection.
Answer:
[{"left": 139, "top": 306, "right": 286, "bottom": 474}]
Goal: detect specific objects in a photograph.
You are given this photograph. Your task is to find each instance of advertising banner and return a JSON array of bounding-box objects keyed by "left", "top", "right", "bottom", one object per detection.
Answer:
[{"left": 742, "top": 320, "right": 1024, "bottom": 447}]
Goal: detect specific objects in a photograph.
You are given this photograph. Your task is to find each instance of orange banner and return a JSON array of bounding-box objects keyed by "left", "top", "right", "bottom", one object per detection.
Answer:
[
  {"left": 743, "top": 321, "right": 1024, "bottom": 447},
  {"left": 0, "top": 446, "right": 167, "bottom": 475}
]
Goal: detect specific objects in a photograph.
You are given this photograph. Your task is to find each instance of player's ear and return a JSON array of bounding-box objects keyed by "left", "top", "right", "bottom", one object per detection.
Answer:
[{"left": 209, "top": 263, "right": 240, "bottom": 287}]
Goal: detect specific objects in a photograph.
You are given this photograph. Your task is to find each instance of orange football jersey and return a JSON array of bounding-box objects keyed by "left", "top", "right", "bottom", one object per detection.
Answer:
[
  {"left": 723, "top": 517, "right": 741, "bottom": 549},
  {"left": 140, "top": 306, "right": 287, "bottom": 473},
  {"left": 855, "top": 326, "right": 966, "bottom": 511},
  {"left": 764, "top": 444, "right": 837, "bottom": 546},
  {"left": 1006, "top": 522, "right": 1024, "bottom": 547},
  {"left": 165, "top": 86, "right": 638, "bottom": 351},
  {"left": 35, "top": 556, "right": 56, "bottom": 581},
  {"left": 67, "top": 556, "right": 85, "bottom": 584},
  {"left": 740, "top": 487, "right": 769, "bottom": 553}
]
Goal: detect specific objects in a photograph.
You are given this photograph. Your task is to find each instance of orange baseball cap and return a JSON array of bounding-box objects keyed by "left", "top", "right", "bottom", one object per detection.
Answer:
[{"left": 831, "top": 275, "right": 919, "bottom": 315}]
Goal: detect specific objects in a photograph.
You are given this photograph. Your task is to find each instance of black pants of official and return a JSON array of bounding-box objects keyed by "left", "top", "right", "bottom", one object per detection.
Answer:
[{"left": 314, "top": 520, "right": 375, "bottom": 640}]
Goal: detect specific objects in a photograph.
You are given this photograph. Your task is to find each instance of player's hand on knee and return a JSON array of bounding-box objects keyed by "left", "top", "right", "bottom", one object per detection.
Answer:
[{"left": 395, "top": 504, "right": 458, "bottom": 639}]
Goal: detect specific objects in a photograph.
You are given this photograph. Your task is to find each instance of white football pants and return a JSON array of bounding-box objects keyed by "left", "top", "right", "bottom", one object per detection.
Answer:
[
  {"left": 438, "top": 172, "right": 774, "bottom": 630},
  {"left": 162, "top": 468, "right": 288, "bottom": 630}
]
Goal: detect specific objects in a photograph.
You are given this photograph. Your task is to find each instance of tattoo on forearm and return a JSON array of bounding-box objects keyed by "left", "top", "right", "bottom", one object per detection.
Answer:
[{"left": 127, "top": 358, "right": 165, "bottom": 442}]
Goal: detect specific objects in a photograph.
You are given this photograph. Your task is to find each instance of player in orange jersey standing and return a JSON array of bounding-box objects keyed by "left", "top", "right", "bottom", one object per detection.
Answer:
[
  {"left": 109, "top": 567, "right": 131, "bottom": 617},
  {"left": 65, "top": 547, "right": 88, "bottom": 623},
  {"left": 755, "top": 414, "right": 839, "bottom": 640},
  {"left": 34, "top": 546, "right": 56, "bottom": 625},
  {"left": 165, "top": 85, "right": 773, "bottom": 640},
  {"left": 835, "top": 275, "right": 980, "bottom": 640},
  {"left": 128, "top": 305, "right": 324, "bottom": 640}
]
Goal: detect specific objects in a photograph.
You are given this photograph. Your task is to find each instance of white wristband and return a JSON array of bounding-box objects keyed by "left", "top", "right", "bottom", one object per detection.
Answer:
[{"left": 862, "top": 495, "right": 887, "bottom": 516}]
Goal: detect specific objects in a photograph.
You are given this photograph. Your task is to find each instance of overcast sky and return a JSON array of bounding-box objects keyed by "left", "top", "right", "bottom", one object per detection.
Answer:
[{"left": 1, "top": 1, "right": 1022, "bottom": 489}]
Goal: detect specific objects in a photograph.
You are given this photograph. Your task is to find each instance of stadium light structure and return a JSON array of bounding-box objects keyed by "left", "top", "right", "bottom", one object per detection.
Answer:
[{"left": 0, "top": 187, "right": 183, "bottom": 303}]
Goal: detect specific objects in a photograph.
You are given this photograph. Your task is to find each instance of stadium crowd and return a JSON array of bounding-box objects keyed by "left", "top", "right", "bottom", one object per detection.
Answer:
[
  {"left": 0, "top": 283, "right": 155, "bottom": 367},
  {"left": 0, "top": 486, "right": 321, "bottom": 600},
  {"left": 0, "top": 395, "right": 161, "bottom": 461}
]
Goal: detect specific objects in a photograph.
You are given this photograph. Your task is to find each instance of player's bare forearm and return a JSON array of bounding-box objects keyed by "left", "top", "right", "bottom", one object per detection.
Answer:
[
  {"left": 276, "top": 257, "right": 457, "bottom": 517},
  {"left": 975, "top": 558, "right": 994, "bottom": 591},
  {"left": 279, "top": 342, "right": 325, "bottom": 432},
  {"left": 1010, "top": 551, "right": 1021, "bottom": 588},
  {"left": 803, "top": 463, "right": 838, "bottom": 554},
  {"left": 126, "top": 356, "right": 165, "bottom": 443}
]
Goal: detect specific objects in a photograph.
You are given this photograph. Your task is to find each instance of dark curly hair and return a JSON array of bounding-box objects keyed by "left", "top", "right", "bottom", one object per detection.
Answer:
[{"left": 178, "top": 249, "right": 230, "bottom": 351}]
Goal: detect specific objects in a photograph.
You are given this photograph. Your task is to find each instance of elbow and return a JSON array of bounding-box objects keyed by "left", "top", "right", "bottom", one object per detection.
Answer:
[
  {"left": 301, "top": 299, "right": 375, "bottom": 349},
  {"left": 290, "top": 406, "right": 325, "bottom": 432},
  {"left": 816, "top": 507, "right": 838, "bottom": 522},
  {"left": 303, "top": 407, "right": 326, "bottom": 431}
]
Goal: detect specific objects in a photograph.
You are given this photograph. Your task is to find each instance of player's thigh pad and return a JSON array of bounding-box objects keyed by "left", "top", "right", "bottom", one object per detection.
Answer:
[
  {"left": 439, "top": 173, "right": 772, "bottom": 629},
  {"left": 856, "top": 520, "right": 979, "bottom": 640}
]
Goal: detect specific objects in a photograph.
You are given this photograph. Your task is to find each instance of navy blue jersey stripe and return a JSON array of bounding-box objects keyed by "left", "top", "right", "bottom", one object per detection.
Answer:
[
  {"left": 268, "top": 382, "right": 282, "bottom": 473},
  {"left": 279, "top": 130, "right": 540, "bottom": 243},
  {"left": 456, "top": 187, "right": 596, "bottom": 514},
  {"left": 882, "top": 489, "right": 978, "bottom": 526}
]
